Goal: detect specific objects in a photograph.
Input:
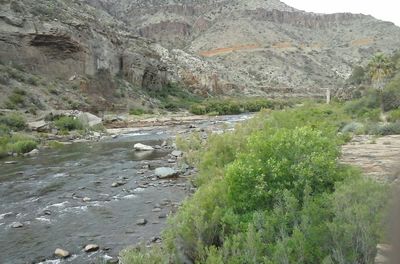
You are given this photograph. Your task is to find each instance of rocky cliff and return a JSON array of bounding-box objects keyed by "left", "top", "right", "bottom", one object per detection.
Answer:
[
  {"left": 86, "top": 0, "right": 400, "bottom": 97},
  {"left": 0, "top": 0, "right": 226, "bottom": 113},
  {"left": 1, "top": 0, "right": 400, "bottom": 112}
]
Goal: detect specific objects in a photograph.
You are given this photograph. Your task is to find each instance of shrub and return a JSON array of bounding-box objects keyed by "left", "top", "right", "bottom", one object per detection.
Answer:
[
  {"left": 383, "top": 75, "right": 400, "bottom": 111},
  {"left": 366, "top": 122, "right": 400, "bottom": 135},
  {"left": 388, "top": 108, "right": 400, "bottom": 122},
  {"left": 189, "top": 98, "right": 289, "bottom": 116},
  {"left": 341, "top": 122, "right": 364, "bottom": 134},
  {"left": 226, "top": 127, "right": 343, "bottom": 213},
  {"left": 129, "top": 108, "right": 146, "bottom": 116},
  {"left": 0, "top": 113, "right": 27, "bottom": 131},
  {"left": 0, "top": 133, "right": 38, "bottom": 155},
  {"left": 123, "top": 103, "right": 389, "bottom": 264},
  {"left": 8, "top": 140, "right": 37, "bottom": 154},
  {"left": 54, "top": 116, "right": 83, "bottom": 131}
]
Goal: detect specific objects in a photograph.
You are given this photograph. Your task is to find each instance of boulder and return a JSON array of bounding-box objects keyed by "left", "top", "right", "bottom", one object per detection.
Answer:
[
  {"left": 84, "top": 244, "right": 99, "bottom": 252},
  {"left": 82, "top": 197, "right": 92, "bottom": 202},
  {"left": 111, "top": 181, "right": 126, "bottom": 187},
  {"left": 28, "top": 120, "right": 49, "bottom": 132},
  {"left": 24, "top": 149, "right": 39, "bottom": 157},
  {"left": 77, "top": 112, "right": 102, "bottom": 127},
  {"left": 134, "top": 143, "right": 154, "bottom": 151},
  {"left": 11, "top": 222, "right": 23, "bottom": 228},
  {"left": 54, "top": 248, "right": 70, "bottom": 258},
  {"left": 155, "top": 167, "right": 179, "bottom": 179},
  {"left": 171, "top": 150, "right": 183, "bottom": 157},
  {"left": 136, "top": 218, "right": 148, "bottom": 225}
]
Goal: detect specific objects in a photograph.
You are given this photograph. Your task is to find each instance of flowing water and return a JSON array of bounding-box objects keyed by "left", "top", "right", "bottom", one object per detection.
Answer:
[{"left": 0, "top": 114, "right": 251, "bottom": 264}]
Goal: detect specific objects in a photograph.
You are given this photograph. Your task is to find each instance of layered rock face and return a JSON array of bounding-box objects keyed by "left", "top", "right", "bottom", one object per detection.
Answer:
[
  {"left": 85, "top": 0, "right": 400, "bottom": 97},
  {"left": 0, "top": 0, "right": 229, "bottom": 111},
  {"left": 2, "top": 0, "right": 400, "bottom": 102}
]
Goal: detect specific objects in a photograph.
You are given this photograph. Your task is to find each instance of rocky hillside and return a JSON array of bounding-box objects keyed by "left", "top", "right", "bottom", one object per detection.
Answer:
[
  {"left": 0, "top": 0, "right": 223, "bottom": 114},
  {"left": 1, "top": 0, "right": 400, "bottom": 114},
  {"left": 86, "top": 0, "right": 400, "bottom": 97}
]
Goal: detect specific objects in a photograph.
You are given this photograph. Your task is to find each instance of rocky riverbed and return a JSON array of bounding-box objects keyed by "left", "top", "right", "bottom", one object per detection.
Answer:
[{"left": 0, "top": 114, "right": 252, "bottom": 264}]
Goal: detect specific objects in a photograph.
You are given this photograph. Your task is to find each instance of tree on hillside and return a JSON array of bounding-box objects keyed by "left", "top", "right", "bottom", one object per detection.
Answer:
[{"left": 367, "top": 53, "right": 395, "bottom": 119}]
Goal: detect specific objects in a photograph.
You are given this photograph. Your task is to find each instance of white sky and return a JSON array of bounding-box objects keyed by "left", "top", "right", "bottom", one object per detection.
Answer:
[{"left": 283, "top": 0, "right": 400, "bottom": 27}]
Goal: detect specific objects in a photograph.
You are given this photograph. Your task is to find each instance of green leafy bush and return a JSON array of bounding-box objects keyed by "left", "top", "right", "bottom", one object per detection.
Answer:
[
  {"left": 0, "top": 113, "right": 27, "bottom": 131},
  {"left": 388, "top": 108, "right": 400, "bottom": 122},
  {"left": 226, "top": 127, "right": 343, "bottom": 214},
  {"left": 54, "top": 116, "right": 83, "bottom": 131},
  {"left": 189, "top": 98, "right": 289, "bottom": 115},
  {"left": 0, "top": 133, "right": 37, "bottom": 156},
  {"left": 129, "top": 108, "right": 147, "bottom": 116},
  {"left": 123, "top": 103, "right": 389, "bottom": 264},
  {"left": 365, "top": 122, "right": 400, "bottom": 135}
]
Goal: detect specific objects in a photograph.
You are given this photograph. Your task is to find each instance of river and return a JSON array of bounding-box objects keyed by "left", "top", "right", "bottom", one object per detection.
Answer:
[{"left": 0, "top": 114, "right": 252, "bottom": 264}]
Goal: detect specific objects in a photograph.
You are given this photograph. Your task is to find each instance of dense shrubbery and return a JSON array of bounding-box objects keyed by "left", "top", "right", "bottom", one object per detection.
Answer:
[
  {"left": 0, "top": 113, "right": 37, "bottom": 157},
  {"left": 122, "top": 104, "right": 390, "bottom": 264},
  {"left": 190, "top": 98, "right": 293, "bottom": 115},
  {"left": 148, "top": 82, "right": 202, "bottom": 111},
  {"left": 0, "top": 133, "right": 37, "bottom": 157},
  {"left": 129, "top": 108, "right": 152, "bottom": 116},
  {"left": 0, "top": 113, "right": 27, "bottom": 131},
  {"left": 54, "top": 116, "right": 83, "bottom": 131}
]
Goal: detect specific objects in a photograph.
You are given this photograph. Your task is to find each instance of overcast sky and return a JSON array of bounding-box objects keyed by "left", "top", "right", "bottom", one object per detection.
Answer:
[{"left": 283, "top": 0, "right": 400, "bottom": 26}]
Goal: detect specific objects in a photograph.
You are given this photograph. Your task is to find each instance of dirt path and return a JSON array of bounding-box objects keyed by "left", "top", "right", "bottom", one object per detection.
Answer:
[{"left": 341, "top": 135, "right": 400, "bottom": 183}]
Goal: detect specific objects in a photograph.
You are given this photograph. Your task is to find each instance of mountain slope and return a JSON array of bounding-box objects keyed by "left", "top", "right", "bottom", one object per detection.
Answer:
[{"left": 86, "top": 0, "right": 400, "bottom": 96}]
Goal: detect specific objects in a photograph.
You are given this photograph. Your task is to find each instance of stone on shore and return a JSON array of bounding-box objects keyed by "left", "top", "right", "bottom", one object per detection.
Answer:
[
  {"left": 134, "top": 143, "right": 154, "bottom": 151},
  {"left": 24, "top": 149, "right": 39, "bottom": 157},
  {"left": 77, "top": 112, "right": 102, "bottom": 127},
  {"left": 28, "top": 120, "right": 49, "bottom": 132},
  {"left": 155, "top": 167, "right": 179, "bottom": 179},
  {"left": 171, "top": 150, "right": 183, "bottom": 157}
]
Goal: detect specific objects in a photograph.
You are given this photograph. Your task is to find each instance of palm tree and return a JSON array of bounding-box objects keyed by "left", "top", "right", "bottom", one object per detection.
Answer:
[{"left": 367, "top": 53, "right": 394, "bottom": 119}]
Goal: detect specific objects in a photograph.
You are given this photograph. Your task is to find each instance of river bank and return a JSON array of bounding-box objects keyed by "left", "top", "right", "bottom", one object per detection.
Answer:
[{"left": 0, "top": 113, "right": 252, "bottom": 264}]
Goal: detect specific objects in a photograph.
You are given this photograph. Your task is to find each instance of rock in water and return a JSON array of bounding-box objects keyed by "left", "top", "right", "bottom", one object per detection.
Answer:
[
  {"left": 25, "top": 149, "right": 39, "bottom": 157},
  {"left": 11, "top": 222, "right": 23, "bottom": 228},
  {"left": 111, "top": 181, "right": 126, "bottom": 187},
  {"left": 136, "top": 218, "right": 148, "bottom": 225},
  {"left": 54, "top": 248, "right": 70, "bottom": 258},
  {"left": 82, "top": 197, "right": 92, "bottom": 202},
  {"left": 134, "top": 143, "right": 154, "bottom": 151},
  {"left": 155, "top": 167, "right": 179, "bottom": 179},
  {"left": 171, "top": 150, "right": 183, "bottom": 157},
  {"left": 84, "top": 244, "right": 99, "bottom": 252}
]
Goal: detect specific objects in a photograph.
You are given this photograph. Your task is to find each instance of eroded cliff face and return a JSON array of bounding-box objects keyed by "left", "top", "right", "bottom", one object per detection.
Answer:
[
  {"left": 84, "top": 0, "right": 400, "bottom": 97},
  {"left": 0, "top": 0, "right": 229, "bottom": 112},
  {"left": 2, "top": 0, "right": 400, "bottom": 105}
]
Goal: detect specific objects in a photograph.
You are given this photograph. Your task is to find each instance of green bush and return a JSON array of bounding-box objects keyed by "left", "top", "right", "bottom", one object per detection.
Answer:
[
  {"left": 0, "top": 113, "right": 27, "bottom": 131},
  {"left": 383, "top": 75, "right": 400, "bottom": 111},
  {"left": 129, "top": 108, "right": 147, "bottom": 116},
  {"left": 0, "top": 133, "right": 38, "bottom": 156},
  {"left": 8, "top": 140, "right": 37, "bottom": 154},
  {"left": 366, "top": 122, "right": 400, "bottom": 135},
  {"left": 341, "top": 122, "right": 364, "bottom": 134},
  {"left": 388, "top": 108, "right": 400, "bottom": 122},
  {"left": 226, "top": 127, "right": 344, "bottom": 214},
  {"left": 189, "top": 98, "right": 291, "bottom": 116},
  {"left": 123, "top": 103, "right": 389, "bottom": 264},
  {"left": 54, "top": 116, "right": 83, "bottom": 131}
]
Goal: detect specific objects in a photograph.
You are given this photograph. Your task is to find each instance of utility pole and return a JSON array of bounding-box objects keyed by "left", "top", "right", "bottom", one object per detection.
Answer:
[{"left": 326, "top": 88, "right": 331, "bottom": 104}]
